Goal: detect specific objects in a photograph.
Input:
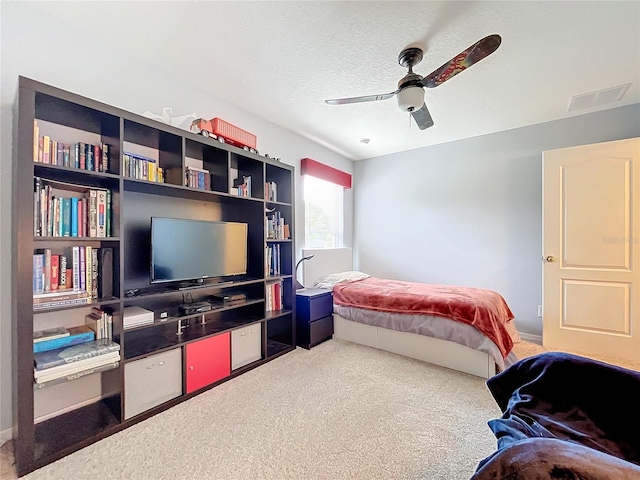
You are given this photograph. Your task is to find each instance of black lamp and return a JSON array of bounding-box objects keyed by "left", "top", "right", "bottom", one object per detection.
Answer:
[{"left": 294, "top": 255, "right": 315, "bottom": 290}]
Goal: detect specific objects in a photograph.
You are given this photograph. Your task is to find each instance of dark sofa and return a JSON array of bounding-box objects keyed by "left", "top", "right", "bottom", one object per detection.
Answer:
[{"left": 472, "top": 352, "right": 640, "bottom": 480}]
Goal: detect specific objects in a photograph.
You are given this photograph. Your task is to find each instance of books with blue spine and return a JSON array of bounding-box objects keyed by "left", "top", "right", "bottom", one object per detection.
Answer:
[
  {"left": 33, "top": 325, "right": 95, "bottom": 353},
  {"left": 71, "top": 197, "right": 78, "bottom": 236}
]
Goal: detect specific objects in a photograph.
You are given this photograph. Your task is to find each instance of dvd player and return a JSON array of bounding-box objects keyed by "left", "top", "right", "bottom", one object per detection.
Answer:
[
  {"left": 179, "top": 302, "right": 213, "bottom": 315},
  {"left": 211, "top": 292, "right": 247, "bottom": 303}
]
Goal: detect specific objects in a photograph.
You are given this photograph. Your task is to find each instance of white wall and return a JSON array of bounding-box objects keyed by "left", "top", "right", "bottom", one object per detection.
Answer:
[
  {"left": 0, "top": 3, "right": 353, "bottom": 437},
  {"left": 355, "top": 104, "right": 640, "bottom": 338}
]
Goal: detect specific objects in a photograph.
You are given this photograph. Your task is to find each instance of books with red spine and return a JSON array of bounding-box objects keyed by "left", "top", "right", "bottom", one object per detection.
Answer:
[{"left": 50, "top": 255, "right": 59, "bottom": 291}]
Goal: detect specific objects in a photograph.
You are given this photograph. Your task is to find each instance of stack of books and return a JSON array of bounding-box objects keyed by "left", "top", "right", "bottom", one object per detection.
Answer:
[{"left": 33, "top": 337, "right": 120, "bottom": 389}]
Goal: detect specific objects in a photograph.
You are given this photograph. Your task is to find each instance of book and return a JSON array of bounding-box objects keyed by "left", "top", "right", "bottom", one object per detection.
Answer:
[
  {"left": 44, "top": 248, "right": 51, "bottom": 291},
  {"left": 33, "top": 120, "right": 39, "bottom": 162},
  {"left": 50, "top": 255, "right": 59, "bottom": 291},
  {"left": 89, "top": 190, "right": 97, "bottom": 237},
  {"left": 33, "top": 297, "right": 90, "bottom": 310},
  {"left": 85, "top": 246, "right": 92, "bottom": 298},
  {"left": 97, "top": 190, "right": 107, "bottom": 237},
  {"left": 33, "top": 254, "right": 44, "bottom": 294},
  {"left": 72, "top": 246, "right": 80, "bottom": 290},
  {"left": 91, "top": 248, "right": 99, "bottom": 298},
  {"left": 34, "top": 338, "right": 120, "bottom": 371},
  {"left": 85, "top": 311, "right": 104, "bottom": 340},
  {"left": 34, "top": 351, "right": 121, "bottom": 381},
  {"left": 33, "top": 327, "right": 69, "bottom": 343},
  {"left": 34, "top": 361, "right": 119, "bottom": 389},
  {"left": 33, "top": 325, "right": 94, "bottom": 353},
  {"left": 105, "top": 190, "right": 112, "bottom": 237},
  {"left": 33, "top": 289, "right": 89, "bottom": 300},
  {"left": 59, "top": 254, "right": 67, "bottom": 289},
  {"left": 33, "top": 357, "right": 120, "bottom": 390},
  {"left": 101, "top": 143, "right": 109, "bottom": 173},
  {"left": 70, "top": 197, "right": 78, "bottom": 236}
]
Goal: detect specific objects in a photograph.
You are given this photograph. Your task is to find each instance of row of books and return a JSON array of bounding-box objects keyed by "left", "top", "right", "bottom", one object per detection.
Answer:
[
  {"left": 34, "top": 178, "right": 112, "bottom": 238},
  {"left": 33, "top": 307, "right": 113, "bottom": 354},
  {"left": 165, "top": 166, "right": 212, "bottom": 191},
  {"left": 123, "top": 153, "right": 165, "bottom": 183},
  {"left": 265, "top": 181, "right": 278, "bottom": 202},
  {"left": 266, "top": 209, "right": 290, "bottom": 240},
  {"left": 85, "top": 307, "right": 114, "bottom": 341},
  {"left": 33, "top": 121, "right": 111, "bottom": 173},
  {"left": 33, "top": 246, "right": 113, "bottom": 304},
  {"left": 231, "top": 175, "right": 252, "bottom": 197},
  {"left": 33, "top": 337, "right": 120, "bottom": 388},
  {"left": 266, "top": 243, "right": 282, "bottom": 277},
  {"left": 266, "top": 280, "right": 284, "bottom": 312}
]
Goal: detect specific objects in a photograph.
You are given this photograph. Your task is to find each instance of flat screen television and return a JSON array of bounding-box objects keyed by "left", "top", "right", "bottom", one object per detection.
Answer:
[{"left": 150, "top": 217, "right": 248, "bottom": 284}]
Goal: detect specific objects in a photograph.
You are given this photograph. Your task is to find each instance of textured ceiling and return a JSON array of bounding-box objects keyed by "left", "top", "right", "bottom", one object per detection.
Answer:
[{"left": 32, "top": 1, "right": 640, "bottom": 160}]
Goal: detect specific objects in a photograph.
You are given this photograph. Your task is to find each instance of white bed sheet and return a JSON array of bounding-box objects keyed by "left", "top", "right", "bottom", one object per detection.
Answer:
[{"left": 334, "top": 304, "right": 517, "bottom": 371}]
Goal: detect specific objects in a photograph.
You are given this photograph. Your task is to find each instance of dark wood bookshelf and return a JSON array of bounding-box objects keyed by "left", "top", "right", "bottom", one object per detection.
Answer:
[{"left": 13, "top": 76, "right": 296, "bottom": 476}]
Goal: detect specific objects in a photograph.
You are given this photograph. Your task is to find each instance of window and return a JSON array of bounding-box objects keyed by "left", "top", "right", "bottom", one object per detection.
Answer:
[{"left": 304, "top": 175, "right": 344, "bottom": 248}]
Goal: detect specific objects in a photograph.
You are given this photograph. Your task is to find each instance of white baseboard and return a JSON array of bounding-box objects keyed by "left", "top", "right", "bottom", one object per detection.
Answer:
[
  {"left": 519, "top": 332, "right": 543, "bottom": 345},
  {"left": 0, "top": 427, "right": 12, "bottom": 444}
]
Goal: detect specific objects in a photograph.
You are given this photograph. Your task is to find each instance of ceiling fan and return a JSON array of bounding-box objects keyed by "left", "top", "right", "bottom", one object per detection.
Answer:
[{"left": 325, "top": 34, "right": 502, "bottom": 130}]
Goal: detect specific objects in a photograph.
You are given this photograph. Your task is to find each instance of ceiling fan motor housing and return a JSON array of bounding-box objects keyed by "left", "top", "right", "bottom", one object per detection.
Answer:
[{"left": 397, "top": 73, "right": 425, "bottom": 112}]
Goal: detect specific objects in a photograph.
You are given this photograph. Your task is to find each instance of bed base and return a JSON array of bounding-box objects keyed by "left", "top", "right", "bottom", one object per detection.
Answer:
[{"left": 333, "top": 315, "right": 497, "bottom": 379}]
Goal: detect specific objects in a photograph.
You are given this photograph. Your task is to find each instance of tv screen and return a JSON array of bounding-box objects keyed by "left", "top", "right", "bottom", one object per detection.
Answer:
[{"left": 150, "top": 218, "right": 248, "bottom": 284}]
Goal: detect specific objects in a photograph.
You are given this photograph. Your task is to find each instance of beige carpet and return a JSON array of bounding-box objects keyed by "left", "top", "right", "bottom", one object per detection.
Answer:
[
  {"left": 512, "top": 341, "right": 640, "bottom": 372},
  {"left": 4, "top": 340, "right": 502, "bottom": 480},
  {"left": 2, "top": 339, "right": 638, "bottom": 479}
]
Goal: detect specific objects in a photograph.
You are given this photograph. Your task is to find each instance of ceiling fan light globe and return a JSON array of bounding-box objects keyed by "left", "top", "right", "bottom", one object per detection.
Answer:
[{"left": 397, "top": 86, "right": 424, "bottom": 113}]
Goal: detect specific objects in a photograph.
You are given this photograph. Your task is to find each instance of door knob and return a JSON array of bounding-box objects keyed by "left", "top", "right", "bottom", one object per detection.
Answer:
[{"left": 546, "top": 256, "right": 556, "bottom": 263}]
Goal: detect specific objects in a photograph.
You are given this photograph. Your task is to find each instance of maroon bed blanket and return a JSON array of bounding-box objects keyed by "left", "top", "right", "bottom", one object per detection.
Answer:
[{"left": 333, "top": 277, "right": 514, "bottom": 358}]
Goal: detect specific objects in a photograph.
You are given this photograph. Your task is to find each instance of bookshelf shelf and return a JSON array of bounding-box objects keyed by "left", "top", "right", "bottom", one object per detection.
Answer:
[
  {"left": 33, "top": 297, "right": 120, "bottom": 314},
  {"left": 34, "top": 163, "right": 120, "bottom": 181},
  {"left": 266, "top": 200, "right": 292, "bottom": 207},
  {"left": 122, "top": 298, "right": 265, "bottom": 332},
  {"left": 123, "top": 315, "right": 265, "bottom": 362},
  {"left": 33, "top": 237, "right": 120, "bottom": 242},
  {"left": 14, "top": 76, "right": 296, "bottom": 476}
]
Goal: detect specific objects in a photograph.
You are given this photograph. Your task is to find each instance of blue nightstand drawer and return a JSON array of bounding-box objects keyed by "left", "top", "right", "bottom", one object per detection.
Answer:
[{"left": 296, "top": 288, "right": 333, "bottom": 323}]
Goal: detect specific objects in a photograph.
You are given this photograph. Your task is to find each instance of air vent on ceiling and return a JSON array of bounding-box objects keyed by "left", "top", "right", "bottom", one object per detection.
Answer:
[{"left": 568, "top": 83, "right": 632, "bottom": 111}]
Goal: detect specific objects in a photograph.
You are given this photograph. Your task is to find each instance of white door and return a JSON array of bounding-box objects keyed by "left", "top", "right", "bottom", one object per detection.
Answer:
[{"left": 543, "top": 137, "right": 640, "bottom": 362}]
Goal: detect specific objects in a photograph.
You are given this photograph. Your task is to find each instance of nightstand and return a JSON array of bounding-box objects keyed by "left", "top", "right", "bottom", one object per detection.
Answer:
[{"left": 296, "top": 288, "right": 334, "bottom": 349}]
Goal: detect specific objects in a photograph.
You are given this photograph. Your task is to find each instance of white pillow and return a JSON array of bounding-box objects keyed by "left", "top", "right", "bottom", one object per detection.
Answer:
[{"left": 314, "top": 271, "right": 370, "bottom": 289}]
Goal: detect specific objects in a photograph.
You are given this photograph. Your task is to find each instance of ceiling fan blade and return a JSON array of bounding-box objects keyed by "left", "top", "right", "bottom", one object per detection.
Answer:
[
  {"left": 411, "top": 103, "right": 434, "bottom": 130},
  {"left": 421, "top": 34, "right": 502, "bottom": 88},
  {"left": 325, "top": 91, "right": 398, "bottom": 105}
]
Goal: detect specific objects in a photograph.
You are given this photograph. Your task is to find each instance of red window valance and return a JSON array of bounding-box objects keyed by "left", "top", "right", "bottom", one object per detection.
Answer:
[{"left": 301, "top": 158, "right": 352, "bottom": 189}]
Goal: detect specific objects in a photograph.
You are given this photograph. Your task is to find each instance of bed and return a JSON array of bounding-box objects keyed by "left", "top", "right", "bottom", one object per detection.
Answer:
[
  {"left": 301, "top": 248, "right": 519, "bottom": 379},
  {"left": 471, "top": 352, "right": 640, "bottom": 479}
]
